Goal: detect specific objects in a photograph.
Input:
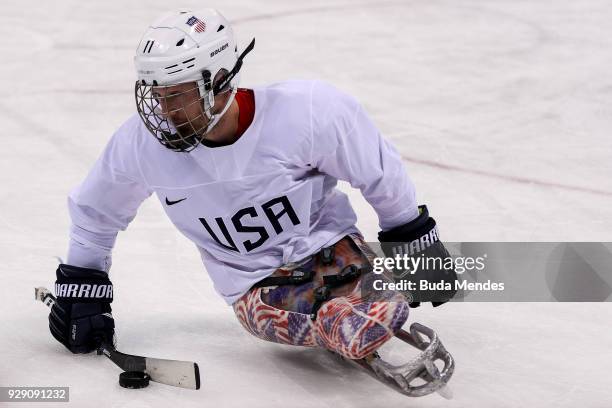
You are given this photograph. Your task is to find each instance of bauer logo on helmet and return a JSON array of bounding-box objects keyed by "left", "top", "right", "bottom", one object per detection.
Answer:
[{"left": 211, "top": 43, "right": 229, "bottom": 58}]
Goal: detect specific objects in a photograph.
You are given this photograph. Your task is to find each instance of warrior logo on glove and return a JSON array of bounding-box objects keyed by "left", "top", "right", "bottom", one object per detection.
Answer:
[
  {"left": 48, "top": 264, "right": 115, "bottom": 353},
  {"left": 378, "top": 205, "right": 458, "bottom": 307}
]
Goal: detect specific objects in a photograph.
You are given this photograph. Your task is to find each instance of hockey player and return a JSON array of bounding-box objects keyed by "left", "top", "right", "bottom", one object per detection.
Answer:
[{"left": 48, "top": 9, "right": 456, "bottom": 396}]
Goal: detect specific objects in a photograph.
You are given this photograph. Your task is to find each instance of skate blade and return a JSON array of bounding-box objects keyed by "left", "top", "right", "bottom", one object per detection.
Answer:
[{"left": 436, "top": 385, "right": 453, "bottom": 400}]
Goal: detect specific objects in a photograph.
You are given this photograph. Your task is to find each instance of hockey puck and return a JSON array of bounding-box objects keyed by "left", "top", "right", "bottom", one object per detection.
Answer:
[{"left": 119, "top": 371, "right": 150, "bottom": 389}]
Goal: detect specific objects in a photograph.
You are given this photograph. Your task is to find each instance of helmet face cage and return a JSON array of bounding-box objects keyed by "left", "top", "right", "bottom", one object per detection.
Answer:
[
  {"left": 133, "top": 7, "right": 255, "bottom": 152},
  {"left": 134, "top": 69, "right": 232, "bottom": 152}
]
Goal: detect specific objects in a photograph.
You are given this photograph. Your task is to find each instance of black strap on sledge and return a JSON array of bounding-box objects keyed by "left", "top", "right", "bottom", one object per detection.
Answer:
[
  {"left": 322, "top": 264, "right": 370, "bottom": 286},
  {"left": 249, "top": 240, "right": 370, "bottom": 321},
  {"left": 320, "top": 246, "right": 335, "bottom": 266},
  {"left": 310, "top": 264, "right": 370, "bottom": 320},
  {"left": 252, "top": 244, "right": 336, "bottom": 289},
  {"left": 253, "top": 269, "right": 315, "bottom": 288}
]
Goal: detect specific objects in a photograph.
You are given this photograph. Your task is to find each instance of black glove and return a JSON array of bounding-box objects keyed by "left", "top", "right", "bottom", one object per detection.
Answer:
[
  {"left": 378, "top": 205, "right": 457, "bottom": 307},
  {"left": 48, "top": 264, "right": 115, "bottom": 353}
]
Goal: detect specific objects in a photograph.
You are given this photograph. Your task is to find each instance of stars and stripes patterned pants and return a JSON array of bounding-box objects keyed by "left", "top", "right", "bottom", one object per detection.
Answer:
[{"left": 232, "top": 234, "right": 409, "bottom": 360}]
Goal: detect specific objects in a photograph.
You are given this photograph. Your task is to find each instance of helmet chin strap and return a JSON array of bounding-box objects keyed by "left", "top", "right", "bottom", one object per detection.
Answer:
[
  {"left": 191, "top": 38, "right": 255, "bottom": 146},
  {"left": 202, "top": 86, "right": 237, "bottom": 135}
]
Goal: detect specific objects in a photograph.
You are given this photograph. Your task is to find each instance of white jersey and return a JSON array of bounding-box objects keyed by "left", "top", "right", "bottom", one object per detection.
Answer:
[{"left": 67, "top": 80, "right": 418, "bottom": 304}]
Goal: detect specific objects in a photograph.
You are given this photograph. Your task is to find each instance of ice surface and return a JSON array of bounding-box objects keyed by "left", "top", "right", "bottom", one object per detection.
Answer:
[{"left": 1, "top": 0, "right": 611, "bottom": 407}]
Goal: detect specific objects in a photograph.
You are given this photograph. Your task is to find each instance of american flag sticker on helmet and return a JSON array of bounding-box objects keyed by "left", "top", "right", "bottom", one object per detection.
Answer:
[{"left": 186, "top": 16, "right": 206, "bottom": 33}]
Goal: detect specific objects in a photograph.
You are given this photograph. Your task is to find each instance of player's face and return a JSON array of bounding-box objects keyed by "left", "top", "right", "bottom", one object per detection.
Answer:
[{"left": 153, "top": 82, "right": 209, "bottom": 138}]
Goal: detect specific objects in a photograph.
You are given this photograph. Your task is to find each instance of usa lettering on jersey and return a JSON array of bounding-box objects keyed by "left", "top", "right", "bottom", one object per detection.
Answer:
[{"left": 199, "top": 194, "right": 301, "bottom": 253}]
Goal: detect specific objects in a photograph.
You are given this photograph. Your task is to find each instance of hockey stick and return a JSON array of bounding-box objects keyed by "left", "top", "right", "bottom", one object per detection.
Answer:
[{"left": 35, "top": 287, "right": 200, "bottom": 390}]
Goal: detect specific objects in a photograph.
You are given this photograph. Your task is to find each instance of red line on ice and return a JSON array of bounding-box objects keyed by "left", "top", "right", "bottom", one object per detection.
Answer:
[{"left": 402, "top": 155, "right": 612, "bottom": 197}]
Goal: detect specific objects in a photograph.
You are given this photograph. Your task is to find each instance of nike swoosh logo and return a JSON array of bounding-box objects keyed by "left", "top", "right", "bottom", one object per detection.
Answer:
[{"left": 165, "top": 197, "right": 187, "bottom": 206}]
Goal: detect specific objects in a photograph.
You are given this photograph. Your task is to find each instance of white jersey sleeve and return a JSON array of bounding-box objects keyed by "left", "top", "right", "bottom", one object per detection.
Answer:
[
  {"left": 66, "top": 116, "right": 153, "bottom": 270},
  {"left": 309, "top": 81, "right": 418, "bottom": 231}
]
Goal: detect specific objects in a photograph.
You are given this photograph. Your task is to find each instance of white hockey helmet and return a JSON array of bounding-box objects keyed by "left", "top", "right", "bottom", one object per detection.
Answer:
[{"left": 134, "top": 9, "right": 255, "bottom": 151}]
